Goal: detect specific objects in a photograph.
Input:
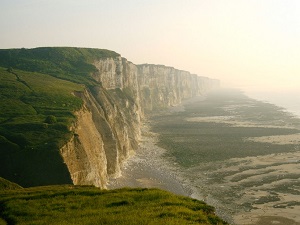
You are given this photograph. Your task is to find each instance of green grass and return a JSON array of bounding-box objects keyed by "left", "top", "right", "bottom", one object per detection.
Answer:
[
  {"left": 0, "top": 67, "right": 84, "bottom": 151},
  {"left": 0, "top": 186, "right": 228, "bottom": 225}
]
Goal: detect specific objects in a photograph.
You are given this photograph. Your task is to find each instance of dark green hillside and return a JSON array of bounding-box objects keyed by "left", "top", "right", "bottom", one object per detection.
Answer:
[
  {"left": 0, "top": 47, "right": 120, "bottom": 85},
  {"left": 0, "top": 66, "right": 85, "bottom": 187},
  {"left": 0, "top": 186, "right": 228, "bottom": 225}
]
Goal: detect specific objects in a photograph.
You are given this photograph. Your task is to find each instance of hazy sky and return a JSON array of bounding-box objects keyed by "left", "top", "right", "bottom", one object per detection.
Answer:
[{"left": 1, "top": 0, "right": 299, "bottom": 92}]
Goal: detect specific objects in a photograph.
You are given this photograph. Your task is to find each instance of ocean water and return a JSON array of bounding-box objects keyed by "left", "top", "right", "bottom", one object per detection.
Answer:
[
  {"left": 151, "top": 89, "right": 300, "bottom": 225},
  {"left": 244, "top": 89, "right": 300, "bottom": 118}
]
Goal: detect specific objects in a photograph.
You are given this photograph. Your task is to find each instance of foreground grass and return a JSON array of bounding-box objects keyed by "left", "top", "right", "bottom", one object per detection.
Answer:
[{"left": 0, "top": 185, "right": 228, "bottom": 225}]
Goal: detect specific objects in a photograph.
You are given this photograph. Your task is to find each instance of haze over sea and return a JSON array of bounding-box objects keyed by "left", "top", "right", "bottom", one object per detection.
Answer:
[{"left": 244, "top": 89, "right": 300, "bottom": 118}]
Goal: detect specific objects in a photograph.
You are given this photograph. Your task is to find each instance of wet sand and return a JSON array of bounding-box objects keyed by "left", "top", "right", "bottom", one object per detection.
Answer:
[
  {"left": 184, "top": 107, "right": 300, "bottom": 225},
  {"left": 196, "top": 152, "right": 300, "bottom": 225},
  {"left": 182, "top": 113, "right": 300, "bottom": 223}
]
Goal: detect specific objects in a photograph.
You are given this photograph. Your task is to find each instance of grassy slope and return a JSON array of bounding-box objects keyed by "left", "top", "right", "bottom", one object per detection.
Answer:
[
  {"left": 0, "top": 47, "right": 119, "bottom": 187},
  {"left": 0, "top": 185, "right": 228, "bottom": 225},
  {"left": 0, "top": 67, "right": 84, "bottom": 150}
]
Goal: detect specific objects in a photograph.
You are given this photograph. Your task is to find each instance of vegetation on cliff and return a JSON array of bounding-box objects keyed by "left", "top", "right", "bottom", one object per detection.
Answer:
[
  {"left": 0, "top": 47, "right": 123, "bottom": 187},
  {"left": 0, "top": 184, "right": 228, "bottom": 225}
]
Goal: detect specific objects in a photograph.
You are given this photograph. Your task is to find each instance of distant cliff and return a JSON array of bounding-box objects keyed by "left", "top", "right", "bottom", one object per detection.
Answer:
[{"left": 0, "top": 47, "right": 219, "bottom": 187}]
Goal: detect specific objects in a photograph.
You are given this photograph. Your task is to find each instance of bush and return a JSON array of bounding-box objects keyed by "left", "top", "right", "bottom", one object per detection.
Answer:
[{"left": 45, "top": 115, "right": 57, "bottom": 124}]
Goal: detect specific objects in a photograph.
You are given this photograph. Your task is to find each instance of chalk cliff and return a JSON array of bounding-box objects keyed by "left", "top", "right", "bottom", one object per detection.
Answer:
[{"left": 60, "top": 56, "right": 219, "bottom": 188}]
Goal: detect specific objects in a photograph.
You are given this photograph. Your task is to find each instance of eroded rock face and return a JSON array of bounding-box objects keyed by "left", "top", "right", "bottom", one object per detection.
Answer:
[
  {"left": 60, "top": 57, "right": 219, "bottom": 188},
  {"left": 60, "top": 104, "right": 107, "bottom": 188}
]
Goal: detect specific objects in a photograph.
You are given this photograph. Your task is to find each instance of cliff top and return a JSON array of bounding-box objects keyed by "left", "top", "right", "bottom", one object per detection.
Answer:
[{"left": 0, "top": 47, "right": 120, "bottom": 85}]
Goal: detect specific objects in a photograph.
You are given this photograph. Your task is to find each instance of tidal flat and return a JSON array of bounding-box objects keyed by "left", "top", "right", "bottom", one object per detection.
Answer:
[{"left": 151, "top": 89, "right": 300, "bottom": 225}]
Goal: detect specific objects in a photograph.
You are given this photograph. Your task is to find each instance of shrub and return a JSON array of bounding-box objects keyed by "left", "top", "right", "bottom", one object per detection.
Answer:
[{"left": 45, "top": 115, "right": 57, "bottom": 124}]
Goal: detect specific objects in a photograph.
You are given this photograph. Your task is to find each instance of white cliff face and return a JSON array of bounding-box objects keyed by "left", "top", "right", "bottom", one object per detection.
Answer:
[
  {"left": 60, "top": 105, "right": 108, "bottom": 188},
  {"left": 93, "top": 57, "right": 123, "bottom": 89},
  {"left": 60, "top": 57, "right": 219, "bottom": 188},
  {"left": 137, "top": 64, "right": 218, "bottom": 112}
]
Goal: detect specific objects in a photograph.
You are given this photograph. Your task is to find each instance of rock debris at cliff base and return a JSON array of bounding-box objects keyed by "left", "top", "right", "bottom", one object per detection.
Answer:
[{"left": 108, "top": 124, "right": 188, "bottom": 197}]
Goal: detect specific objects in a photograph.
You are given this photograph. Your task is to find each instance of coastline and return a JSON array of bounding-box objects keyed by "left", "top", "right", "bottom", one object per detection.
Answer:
[{"left": 108, "top": 90, "right": 300, "bottom": 225}]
